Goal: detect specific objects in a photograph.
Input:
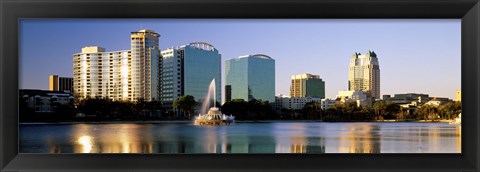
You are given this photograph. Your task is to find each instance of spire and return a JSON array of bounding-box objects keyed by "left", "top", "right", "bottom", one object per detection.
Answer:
[
  {"left": 352, "top": 52, "right": 359, "bottom": 59},
  {"left": 370, "top": 50, "right": 377, "bottom": 57}
]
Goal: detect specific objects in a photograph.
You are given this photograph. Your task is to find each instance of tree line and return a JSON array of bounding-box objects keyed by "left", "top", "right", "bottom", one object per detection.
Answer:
[
  {"left": 19, "top": 94, "right": 461, "bottom": 122},
  {"left": 279, "top": 100, "right": 461, "bottom": 122}
]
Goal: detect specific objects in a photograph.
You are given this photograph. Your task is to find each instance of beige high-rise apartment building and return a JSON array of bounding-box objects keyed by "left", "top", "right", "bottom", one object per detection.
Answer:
[
  {"left": 73, "top": 29, "right": 161, "bottom": 101},
  {"left": 348, "top": 50, "right": 380, "bottom": 99}
]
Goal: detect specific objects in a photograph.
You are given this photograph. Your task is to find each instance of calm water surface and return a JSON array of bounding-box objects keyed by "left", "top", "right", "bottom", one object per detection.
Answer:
[{"left": 19, "top": 122, "right": 461, "bottom": 153}]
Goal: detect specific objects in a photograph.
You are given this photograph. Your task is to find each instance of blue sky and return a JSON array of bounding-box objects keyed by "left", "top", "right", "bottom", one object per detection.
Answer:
[{"left": 19, "top": 19, "right": 461, "bottom": 99}]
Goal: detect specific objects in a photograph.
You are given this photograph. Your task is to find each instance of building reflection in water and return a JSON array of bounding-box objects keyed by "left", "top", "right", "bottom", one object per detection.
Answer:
[
  {"left": 62, "top": 124, "right": 154, "bottom": 153},
  {"left": 338, "top": 124, "right": 381, "bottom": 153},
  {"left": 456, "top": 126, "right": 461, "bottom": 153},
  {"left": 273, "top": 123, "right": 326, "bottom": 154},
  {"left": 77, "top": 135, "right": 93, "bottom": 153},
  {"left": 37, "top": 122, "right": 458, "bottom": 154}
]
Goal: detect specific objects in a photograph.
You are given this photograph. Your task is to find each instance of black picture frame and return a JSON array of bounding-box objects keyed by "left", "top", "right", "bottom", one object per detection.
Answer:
[{"left": 1, "top": 0, "right": 479, "bottom": 171}]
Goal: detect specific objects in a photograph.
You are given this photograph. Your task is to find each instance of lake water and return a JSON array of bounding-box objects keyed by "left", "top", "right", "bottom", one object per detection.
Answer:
[{"left": 19, "top": 122, "right": 461, "bottom": 153}]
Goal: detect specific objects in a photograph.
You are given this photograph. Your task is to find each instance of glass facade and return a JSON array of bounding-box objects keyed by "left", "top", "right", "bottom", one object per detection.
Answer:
[
  {"left": 304, "top": 79, "right": 325, "bottom": 98},
  {"left": 160, "top": 42, "right": 221, "bottom": 108},
  {"left": 225, "top": 55, "right": 275, "bottom": 103}
]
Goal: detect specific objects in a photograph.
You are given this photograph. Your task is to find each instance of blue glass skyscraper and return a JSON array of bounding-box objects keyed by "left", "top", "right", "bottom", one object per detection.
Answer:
[
  {"left": 160, "top": 42, "right": 221, "bottom": 109},
  {"left": 225, "top": 54, "right": 275, "bottom": 103}
]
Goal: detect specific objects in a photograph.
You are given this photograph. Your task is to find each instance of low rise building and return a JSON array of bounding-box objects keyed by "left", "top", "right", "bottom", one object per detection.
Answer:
[
  {"left": 336, "top": 90, "right": 370, "bottom": 107},
  {"left": 19, "top": 89, "right": 74, "bottom": 113},
  {"left": 321, "top": 98, "right": 337, "bottom": 110},
  {"left": 425, "top": 97, "right": 452, "bottom": 106},
  {"left": 275, "top": 95, "right": 321, "bottom": 110},
  {"left": 383, "top": 93, "right": 452, "bottom": 107},
  {"left": 383, "top": 93, "right": 430, "bottom": 104}
]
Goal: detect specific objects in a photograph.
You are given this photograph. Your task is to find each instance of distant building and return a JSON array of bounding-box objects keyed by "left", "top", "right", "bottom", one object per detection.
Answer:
[
  {"left": 336, "top": 90, "right": 369, "bottom": 107},
  {"left": 425, "top": 97, "right": 452, "bottom": 106},
  {"left": 455, "top": 90, "right": 461, "bottom": 102},
  {"left": 49, "top": 75, "right": 73, "bottom": 93},
  {"left": 348, "top": 50, "right": 380, "bottom": 99},
  {"left": 383, "top": 93, "right": 451, "bottom": 106},
  {"left": 290, "top": 73, "right": 325, "bottom": 98},
  {"left": 73, "top": 29, "right": 161, "bottom": 102},
  {"left": 383, "top": 93, "right": 430, "bottom": 104},
  {"left": 225, "top": 85, "right": 232, "bottom": 103},
  {"left": 19, "top": 89, "right": 74, "bottom": 113},
  {"left": 225, "top": 54, "right": 275, "bottom": 103},
  {"left": 321, "top": 98, "right": 337, "bottom": 110},
  {"left": 160, "top": 42, "right": 221, "bottom": 109},
  {"left": 275, "top": 94, "right": 321, "bottom": 110}
]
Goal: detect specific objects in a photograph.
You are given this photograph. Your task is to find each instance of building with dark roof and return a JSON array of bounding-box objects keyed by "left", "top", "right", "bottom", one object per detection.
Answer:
[{"left": 19, "top": 89, "right": 74, "bottom": 112}]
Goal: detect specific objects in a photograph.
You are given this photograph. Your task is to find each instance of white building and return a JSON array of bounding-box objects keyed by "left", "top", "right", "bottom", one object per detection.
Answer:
[
  {"left": 321, "top": 98, "right": 337, "bottom": 110},
  {"left": 336, "top": 90, "right": 369, "bottom": 107},
  {"left": 73, "top": 29, "right": 161, "bottom": 102},
  {"left": 275, "top": 95, "right": 321, "bottom": 110},
  {"left": 348, "top": 50, "right": 380, "bottom": 99}
]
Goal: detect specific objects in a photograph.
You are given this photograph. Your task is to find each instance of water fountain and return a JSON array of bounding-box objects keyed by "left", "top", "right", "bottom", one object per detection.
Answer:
[{"left": 194, "top": 79, "right": 235, "bottom": 125}]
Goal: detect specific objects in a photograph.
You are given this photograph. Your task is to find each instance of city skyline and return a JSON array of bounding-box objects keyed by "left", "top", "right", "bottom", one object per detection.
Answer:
[{"left": 20, "top": 19, "right": 461, "bottom": 99}]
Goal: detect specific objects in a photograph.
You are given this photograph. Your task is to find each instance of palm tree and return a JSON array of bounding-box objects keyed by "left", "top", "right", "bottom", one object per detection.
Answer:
[
  {"left": 385, "top": 102, "right": 400, "bottom": 119},
  {"left": 415, "top": 104, "right": 438, "bottom": 121},
  {"left": 373, "top": 101, "right": 387, "bottom": 120}
]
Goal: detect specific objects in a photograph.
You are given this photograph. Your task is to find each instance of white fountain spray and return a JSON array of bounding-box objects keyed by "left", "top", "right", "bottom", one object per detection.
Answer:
[
  {"left": 201, "top": 79, "right": 216, "bottom": 114},
  {"left": 194, "top": 78, "right": 235, "bottom": 125}
]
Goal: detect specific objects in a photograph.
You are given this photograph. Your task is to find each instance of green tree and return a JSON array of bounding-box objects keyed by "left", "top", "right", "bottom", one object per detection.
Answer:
[
  {"left": 221, "top": 99, "right": 275, "bottom": 120},
  {"left": 77, "top": 97, "right": 113, "bottom": 119},
  {"left": 415, "top": 104, "right": 438, "bottom": 121},
  {"left": 221, "top": 99, "right": 249, "bottom": 119},
  {"left": 146, "top": 100, "right": 163, "bottom": 117},
  {"left": 302, "top": 102, "right": 323, "bottom": 120},
  {"left": 373, "top": 101, "right": 387, "bottom": 120},
  {"left": 384, "top": 102, "right": 400, "bottom": 119},
  {"left": 438, "top": 101, "right": 461, "bottom": 120},
  {"left": 173, "top": 95, "right": 197, "bottom": 119}
]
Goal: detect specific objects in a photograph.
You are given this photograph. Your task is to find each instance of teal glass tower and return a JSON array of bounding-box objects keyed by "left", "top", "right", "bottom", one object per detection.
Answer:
[
  {"left": 160, "top": 42, "right": 221, "bottom": 108},
  {"left": 225, "top": 54, "right": 275, "bottom": 103}
]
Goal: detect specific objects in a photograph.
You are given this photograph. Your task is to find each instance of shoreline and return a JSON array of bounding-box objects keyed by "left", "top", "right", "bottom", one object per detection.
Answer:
[{"left": 19, "top": 119, "right": 453, "bottom": 125}]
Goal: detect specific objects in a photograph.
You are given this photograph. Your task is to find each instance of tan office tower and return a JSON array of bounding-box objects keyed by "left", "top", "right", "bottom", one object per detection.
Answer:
[
  {"left": 290, "top": 73, "right": 325, "bottom": 98},
  {"left": 73, "top": 29, "right": 161, "bottom": 101},
  {"left": 348, "top": 50, "right": 380, "bottom": 99},
  {"left": 455, "top": 90, "right": 461, "bottom": 102},
  {"left": 49, "top": 75, "right": 73, "bottom": 92}
]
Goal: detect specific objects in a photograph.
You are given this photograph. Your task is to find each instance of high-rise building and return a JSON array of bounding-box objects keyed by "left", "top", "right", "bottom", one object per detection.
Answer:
[
  {"left": 160, "top": 42, "right": 221, "bottom": 108},
  {"left": 290, "top": 73, "right": 325, "bottom": 98},
  {"left": 348, "top": 50, "right": 380, "bottom": 99},
  {"left": 73, "top": 29, "right": 161, "bottom": 101},
  {"left": 455, "top": 90, "right": 461, "bottom": 102},
  {"left": 49, "top": 75, "right": 73, "bottom": 93},
  {"left": 225, "top": 54, "right": 275, "bottom": 103}
]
